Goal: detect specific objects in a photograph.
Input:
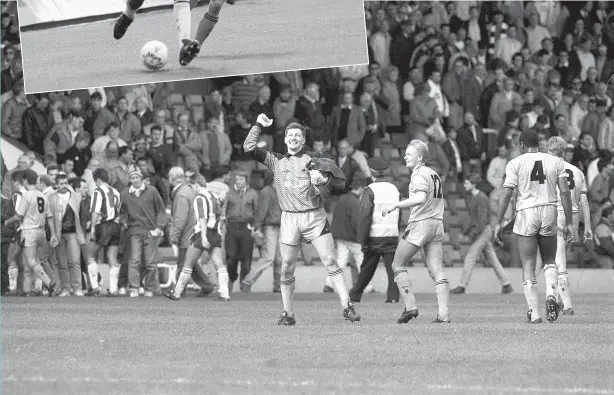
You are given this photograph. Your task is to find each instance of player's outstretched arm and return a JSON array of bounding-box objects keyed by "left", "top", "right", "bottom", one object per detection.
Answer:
[
  {"left": 243, "top": 114, "right": 276, "bottom": 169},
  {"left": 383, "top": 191, "right": 426, "bottom": 216}
]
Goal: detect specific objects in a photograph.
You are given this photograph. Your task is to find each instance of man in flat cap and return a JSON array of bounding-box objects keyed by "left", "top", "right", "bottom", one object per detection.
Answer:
[{"left": 350, "top": 157, "right": 400, "bottom": 303}]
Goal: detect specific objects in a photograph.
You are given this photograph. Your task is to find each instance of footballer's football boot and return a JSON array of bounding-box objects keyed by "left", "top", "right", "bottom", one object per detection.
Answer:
[
  {"left": 196, "top": 285, "right": 215, "bottom": 297},
  {"left": 527, "top": 309, "right": 543, "bottom": 324},
  {"left": 179, "top": 39, "right": 201, "bottom": 66},
  {"left": 432, "top": 316, "right": 451, "bottom": 324},
  {"left": 343, "top": 302, "right": 361, "bottom": 322},
  {"left": 397, "top": 308, "right": 419, "bottom": 324},
  {"left": 113, "top": 14, "right": 134, "bottom": 40},
  {"left": 546, "top": 296, "right": 560, "bottom": 323},
  {"left": 278, "top": 311, "right": 296, "bottom": 326},
  {"left": 162, "top": 288, "right": 180, "bottom": 301},
  {"left": 561, "top": 308, "right": 575, "bottom": 316},
  {"left": 85, "top": 288, "right": 100, "bottom": 297}
]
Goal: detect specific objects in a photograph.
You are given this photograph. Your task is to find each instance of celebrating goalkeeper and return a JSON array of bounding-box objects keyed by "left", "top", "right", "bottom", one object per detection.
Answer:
[{"left": 243, "top": 114, "right": 361, "bottom": 325}]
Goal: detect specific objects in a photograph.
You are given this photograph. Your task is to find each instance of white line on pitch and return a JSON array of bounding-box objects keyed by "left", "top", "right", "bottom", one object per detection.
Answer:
[{"left": 428, "top": 384, "right": 614, "bottom": 394}]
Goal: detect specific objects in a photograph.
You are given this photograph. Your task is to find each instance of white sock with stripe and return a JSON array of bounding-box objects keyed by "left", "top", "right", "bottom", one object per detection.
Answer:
[
  {"left": 217, "top": 267, "right": 229, "bottom": 298},
  {"left": 523, "top": 280, "right": 540, "bottom": 321},
  {"left": 280, "top": 277, "right": 295, "bottom": 315},
  {"left": 328, "top": 267, "right": 350, "bottom": 308},
  {"left": 434, "top": 279, "right": 450, "bottom": 320},
  {"left": 558, "top": 271, "right": 572, "bottom": 309},
  {"left": 174, "top": 268, "right": 192, "bottom": 297}
]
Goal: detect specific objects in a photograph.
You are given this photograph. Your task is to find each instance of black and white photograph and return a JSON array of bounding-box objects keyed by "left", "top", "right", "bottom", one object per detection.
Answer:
[
  {"left": 17, "top": 0, "right": 368, "bottom": 93},
  {"left": 2, "top": 1, "right": 614, "bottom": 394}
]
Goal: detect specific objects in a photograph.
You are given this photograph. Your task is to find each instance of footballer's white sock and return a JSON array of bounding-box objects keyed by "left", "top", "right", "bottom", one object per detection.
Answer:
[
  {"left": 88, "top": 262, "right": 99, "bottom": 290},
  {"left": 324, "top": 275, "right": 333, "bottom": 290},
  {"left": 109, "top": 266, "right": 120, "bottom": 294},
  {"left": 523, "top": 280, "right": 540, "bottom": 320},
  {"left": 543, "top": 264, "right": 558, "bottom": 299},
  {"left": 124, "top": 5, "right": 137, "bottom": 19},
  {"left": 394, "top": 270, "right": 417, "bottom": 311},
  {"left": 173, "top": 0, "right": 191, "bottom": 48},
  {"left": 217, "top": 267, "right": 229, "bottom": 298},
  {"left": 558, "top": 271, "right": 572, "bottom": 309},
  {"left": 174, "top": 268, "right": 192, "bottom": 297},
  {"left": 328, "top": 268, "right": 350, "bottom": 307},
  {"left": 280, "top": 277, "right": 295, "bottom": 315},
  {"left": 434, "top": 279, "right": 450, "bottom": 319},
  {"left": 8, "top": 267, "right": 18, "bottom": 291}
]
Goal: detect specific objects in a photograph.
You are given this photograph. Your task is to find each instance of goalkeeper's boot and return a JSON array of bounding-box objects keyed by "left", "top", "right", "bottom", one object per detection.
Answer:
[
  {"left": 561, "top": 308, "right": 575, "bottom": 316},
  {"left": 527, "top": 309, "right": 542, "bottom": 324},
  {"left": 179, "top": 39, "right": 201, "bottom": 66},
  {"left": 278, "top": 311, "right": 296, "bottom": 326},
  {"left": 397, "top": 308, "right": 419, "bottom": 324},
  {"left": 162, "top": 288, "right": 180, "bottom": 301},
  {"left": 546, "top": 296, "right": 560, "bottom": 323},
  {"left": 432, "top": 316, "right": 451, "bottom": 324},
  {"left": 113, "top": 13, "right": 134, "bottom": 40},
  {"left": 343, "top": 302, "right": 361, "bottom": 322}
]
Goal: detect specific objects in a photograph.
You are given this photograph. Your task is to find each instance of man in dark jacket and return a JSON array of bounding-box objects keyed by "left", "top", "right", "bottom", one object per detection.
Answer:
[
  {"left": 349, "top": 158, "right": 400, "bottom": 303},
  {"left": 168, "top": 167, "right": 215, "bottom": 297},
  {"left": 324, "top": 179, "right": 366, "bottom": 293}
]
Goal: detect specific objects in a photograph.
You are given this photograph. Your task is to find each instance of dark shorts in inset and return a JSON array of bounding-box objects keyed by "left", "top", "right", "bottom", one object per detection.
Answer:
[
  {"left": 95, "top": 222, "right": 121, "bottom": 247},
  {"left": 191, "top": 229, "right": 222, "bottom": 251}
]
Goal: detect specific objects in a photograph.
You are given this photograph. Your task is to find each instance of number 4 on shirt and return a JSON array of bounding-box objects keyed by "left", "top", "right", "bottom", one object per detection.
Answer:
[{"left": 530, "top": 161, "right": 546, "bottom": 184}]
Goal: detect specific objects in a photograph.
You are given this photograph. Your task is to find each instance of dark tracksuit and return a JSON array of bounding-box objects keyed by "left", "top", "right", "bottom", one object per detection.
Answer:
[
  {"left": 349, "top": 184, "right": 400, "bottom": 302},
  {"left": 225, "top": 185, "right": 259, "bottom": 284}
]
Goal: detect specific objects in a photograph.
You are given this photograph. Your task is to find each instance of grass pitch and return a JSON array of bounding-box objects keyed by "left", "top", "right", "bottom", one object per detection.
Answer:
[{"left": 2, "top": 292, "right": 614, "bottom": 395}]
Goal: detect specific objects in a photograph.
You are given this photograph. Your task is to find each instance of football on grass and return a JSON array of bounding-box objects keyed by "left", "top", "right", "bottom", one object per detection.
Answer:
[{"left": 140, "top": 40, "right": 168, "bottom": 70}]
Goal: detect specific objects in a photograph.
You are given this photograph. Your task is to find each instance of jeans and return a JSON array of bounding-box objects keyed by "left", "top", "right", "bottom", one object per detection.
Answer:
[
  {"left": 128, "top": 233, "right": 162, "bottom": 292},
  {"left": 325, "top": 239, "right": 361, "bottom": 289},
  {"left": 242, "top": 225, "right": 282, "bottom": 290},
  {"left": 225, "top": 223, "right": 254, "bottom": 284},
  {"left": 459, "top": 225, "right": 510, "bottom": 287},
  {"left": 350, "top": 250, "right": 399, "bottom": 302},
  {"left": 56, "top": 233, "right": 83, "bottom": 292}
]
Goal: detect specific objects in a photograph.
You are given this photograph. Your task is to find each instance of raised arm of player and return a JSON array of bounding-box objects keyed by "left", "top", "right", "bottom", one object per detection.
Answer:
[{"left": 243, "top": 114, "right": 277, "bottom": 170}]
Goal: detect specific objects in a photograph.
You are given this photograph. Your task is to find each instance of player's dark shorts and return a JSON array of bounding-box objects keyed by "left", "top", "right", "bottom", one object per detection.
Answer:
[
  {"left": 94, "top": 222, "right": 121, "bottom": 247},
  {"left": 190, "top": 229, "right": 222, "bottom": 250}
]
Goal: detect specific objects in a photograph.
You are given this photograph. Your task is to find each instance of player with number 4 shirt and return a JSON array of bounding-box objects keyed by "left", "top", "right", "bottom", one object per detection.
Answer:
[
  {"left": 382, "top": 140, "right": 451, "bottom": 324},
  {"left": 495, "top": 131, "right": 574, "bottom": 324}
]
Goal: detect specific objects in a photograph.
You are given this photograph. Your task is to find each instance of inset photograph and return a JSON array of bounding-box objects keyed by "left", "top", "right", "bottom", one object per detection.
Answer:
[{"left": 17, "top": 0, "right": 368, "bottom": 93}]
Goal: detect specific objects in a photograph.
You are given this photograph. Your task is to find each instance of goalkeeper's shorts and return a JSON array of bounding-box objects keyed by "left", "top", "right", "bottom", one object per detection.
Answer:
[{"left": 280, "top": 208, "right": 330, "bottom": 246}]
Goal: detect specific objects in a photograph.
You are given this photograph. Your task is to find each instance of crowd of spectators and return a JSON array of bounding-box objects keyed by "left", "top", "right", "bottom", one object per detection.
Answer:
[{"left": 3, "top": 1, "right": 614, "bottom": 298}]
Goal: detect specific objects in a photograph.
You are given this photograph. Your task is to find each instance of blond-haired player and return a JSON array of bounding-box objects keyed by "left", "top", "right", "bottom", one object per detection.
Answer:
[
  {"left": 541, "top": 137, "right": 592, "bottom": 315},
  {"left": 382, "top": 140, "right": 450, "bottom": 324},
  {"left": 495, "top": 131, "right": 573, "bottom": 323}
]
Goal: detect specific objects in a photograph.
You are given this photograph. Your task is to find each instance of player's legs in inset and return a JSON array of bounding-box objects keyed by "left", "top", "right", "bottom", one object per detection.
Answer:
[
  {"left": 114, "top": 0, "right": 146, "bottom": 39},
  {"left": 423, "top": 240, "right": 450, "bottom": 322},
  {"left": 179, "top": 0, "right": 226, "bottom": 66},
  {"left": 324, "top": 239, "right": 350, "bottom": 292},
  {"left": 86, "top": 239, "right": 105, "bottom": 296},
  {"left": 168, "top": 243, "right": 204, "bottom": 299},
  {"left": 173, "top": 0, "right": 192, "bottom": 48},
  {"left": 517, "top": 234, "right": 541, "bottom": 322},
  {"left": 538, "top": 206, "right": 560, "bottom": 322}
]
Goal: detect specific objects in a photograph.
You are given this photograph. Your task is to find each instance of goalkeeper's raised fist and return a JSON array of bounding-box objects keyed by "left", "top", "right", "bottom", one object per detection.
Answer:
[{"left": 257, "top": 114, "right": 273, "bottom": 128}]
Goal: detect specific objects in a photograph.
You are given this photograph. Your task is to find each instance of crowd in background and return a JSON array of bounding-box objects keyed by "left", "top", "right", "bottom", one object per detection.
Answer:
[{"left": 3, "top": 0, "right": 614, "bottom": 298}]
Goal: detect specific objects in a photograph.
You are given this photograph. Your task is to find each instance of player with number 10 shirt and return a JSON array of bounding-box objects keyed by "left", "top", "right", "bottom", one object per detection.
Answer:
[{"left": 382, "top": 140, "right": 450, "bottom": 324}]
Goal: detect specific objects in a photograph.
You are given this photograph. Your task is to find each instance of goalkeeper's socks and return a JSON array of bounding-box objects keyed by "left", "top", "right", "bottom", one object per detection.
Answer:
[
  {"left": 195, "top": 12, "right": 219, "bottom": 45},
  {"left": 328, "top": 268, "right": 350, "bottom": 308},
  {"left": 173, "top": 0, "right": 191, "bottom": 48},
  {"left": 174, "top": 268, "right": 192, "bottom": 297},
  {"left": 88, "top": 262, "right": 99, "bottom": 290},
  {"left": 434, "top": 279, "right": 450, "bottom": 320},
  {"left": 394, "top": 270, "right": 418, "bottom": 311},
  {"left": 280, "top": 277, "right": 295, "bottom": 315}
]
